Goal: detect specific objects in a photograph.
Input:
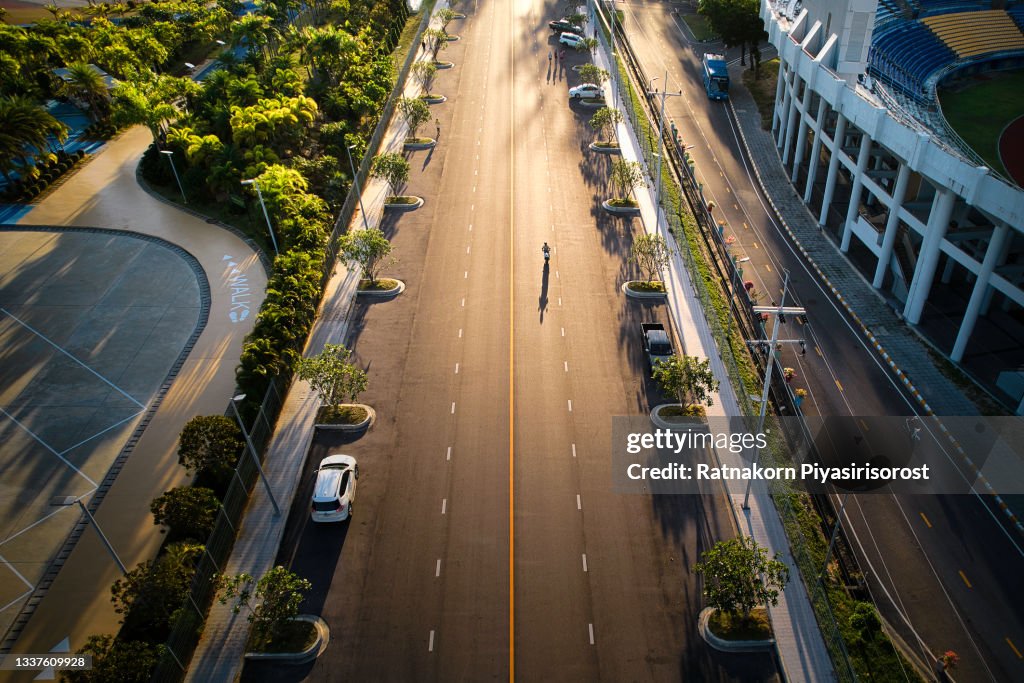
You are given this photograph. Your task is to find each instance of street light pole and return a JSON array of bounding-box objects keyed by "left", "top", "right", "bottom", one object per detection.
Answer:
[
  {"left": 240, "top": 178, "right": 279, "bottom": 256},
  {"left": 230, "top": 394, "right": 281, "bottom": 516},
  {"left": 160, "top": 150, "right": 187, "bottom": 204},
  {"left": 646, "top": 71, "right": 682, "bottom": 211},
  {"left": 345, "top": 140, "right": 370, "bottom": 231},
  {"left": 51, "top": 496, "right": 127, "bottom": 574}
]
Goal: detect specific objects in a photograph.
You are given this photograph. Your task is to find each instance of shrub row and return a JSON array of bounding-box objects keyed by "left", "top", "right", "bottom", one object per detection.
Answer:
[
  {"left": 64, "top": 415, "right": 245, "bottom": 682},
  {"left": 2, "top": 150, "right": 87, "bottom": 202}
]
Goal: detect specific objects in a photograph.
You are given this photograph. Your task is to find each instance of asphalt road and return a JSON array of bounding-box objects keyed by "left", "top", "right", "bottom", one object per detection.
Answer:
[
  {"left": 621, "top": 3, "right": 1024, "bottom": 680},
  {"left": 242, "top": 0, "right": 778, "bottom": 680}
]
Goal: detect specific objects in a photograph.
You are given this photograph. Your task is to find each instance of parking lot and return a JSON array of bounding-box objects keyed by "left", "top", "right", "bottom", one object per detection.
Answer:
[{"left": 0, "top": 228, "right": 203, "bottom": 640}]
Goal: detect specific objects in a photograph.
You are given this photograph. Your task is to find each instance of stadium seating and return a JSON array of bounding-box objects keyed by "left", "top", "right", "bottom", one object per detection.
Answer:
[
  {"left": 875, "top": 0, "right": 906, "bottom": 27},
  {"left": 871, "top": 6, "right": 1024, "bottom": 101},
  {"left": 922, "top": 10, "right": 1024, "bottom": 58},
  {"left": 869, "top": 21, "right": 957, "bottom": 98}
]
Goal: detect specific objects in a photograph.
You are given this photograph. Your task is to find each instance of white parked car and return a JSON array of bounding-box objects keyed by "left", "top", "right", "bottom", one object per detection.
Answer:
[
  {"left": 310, "top": 454, "right": 358, "bottom": 522},
  {"left": 568, "top": 83, "right": 604, "bottom": 100},
  {"left": 559, "top": 32, "right": 585, "bottom": 49}
]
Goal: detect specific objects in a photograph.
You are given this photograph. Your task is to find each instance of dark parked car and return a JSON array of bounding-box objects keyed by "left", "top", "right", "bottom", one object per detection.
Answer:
[{"left": 549, "top": 18, "right": 583, "bottom": 34}]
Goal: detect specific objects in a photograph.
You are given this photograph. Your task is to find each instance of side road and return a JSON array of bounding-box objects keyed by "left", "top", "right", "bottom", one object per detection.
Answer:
[
  {"left": 5, "top": 125, "right": 267, "bottom": 665},
  {"left": 589, "top": 34, "right": 837, "bottom": 683}
]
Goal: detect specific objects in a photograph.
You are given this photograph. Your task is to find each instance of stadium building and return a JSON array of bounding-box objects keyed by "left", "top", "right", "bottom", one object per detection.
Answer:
[{"left": 761, "top": 0, "right": 1024, "bottom": 411}]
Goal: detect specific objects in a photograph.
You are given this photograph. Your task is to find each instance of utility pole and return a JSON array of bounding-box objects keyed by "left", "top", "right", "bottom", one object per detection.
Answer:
[
  {"left": 646, "top": 72, "right": 682, "bottom": 210},
  {"left": 742, "top": 271, "right": 806, "bottom": 510}
]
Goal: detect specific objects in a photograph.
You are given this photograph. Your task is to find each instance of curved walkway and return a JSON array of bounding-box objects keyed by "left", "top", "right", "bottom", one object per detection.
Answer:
[{"left": 2, "top": 125, "right": 267, "bottom": 662}]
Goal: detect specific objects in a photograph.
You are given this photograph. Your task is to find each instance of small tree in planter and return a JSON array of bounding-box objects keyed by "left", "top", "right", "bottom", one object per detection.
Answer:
[
  {"left": 608, "top": 158, "right": 644, "bottom": 207},
  {"left": 694, "top": 536, "right": 789, "bottom": 637},
  {"left": 653, "top": 354, "right": 719, "bottom": 417},
  {"left": 629, "top": 233, "right": 673, "bottom": 291},
  {"left": 337, "top": 227, "right": 395, "bottom": 288},
  {"left": 218, "top": 566, "right": 313, "bottom": 652},
  {"left": 424, "top": 27, "right": 449, "bottom": 61},
  {"left": 397, "top": 96, "right": 432, "bottom": 141},
  {"left": 579, "top": 36, "right": 599, "bottom": 54},
  {"left": 590, "top": 107, "right": 623, "bottom": 147},
  {"left": 437, "top": 7, "right": 459, "bottom": 31},
  {"left": 296, "top": 343, "right": 369, "bottom": 424},
  {"left": 578, "top": 63, "right": 608, "bottom": 87},
  {"left": 411, "top": 62, "right": 438, "bottom": 100},
  {"left": 371, "top": 152, "right": 411, "bottom": 203}
]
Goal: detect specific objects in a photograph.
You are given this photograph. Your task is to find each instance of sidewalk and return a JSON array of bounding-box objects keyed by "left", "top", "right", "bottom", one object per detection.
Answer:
[
  {"left": 4, "top": 125, "right": 267, "bottom": 661},
  {"left": 591, "top": 42, "right": 837, "bottom": 683}
]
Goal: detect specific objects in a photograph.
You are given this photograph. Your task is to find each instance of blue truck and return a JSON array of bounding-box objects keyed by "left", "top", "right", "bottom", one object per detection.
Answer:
[{"left": 702, "top": 53, "right": 729, "bottom": 101}]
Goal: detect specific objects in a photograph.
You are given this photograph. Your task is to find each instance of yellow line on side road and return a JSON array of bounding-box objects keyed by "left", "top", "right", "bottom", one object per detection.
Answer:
[
  {"left": 1007, "top": 637, "right": 1023, "bottom": 659},
  {"left": 920, "top": 512, "right": 932, "bottom": 528},
  {"left": 835, "top": 379, "right": 844, "bottom": 392},
  {"left": 958, "top": 570, "right": 972, "bottom": 589}
]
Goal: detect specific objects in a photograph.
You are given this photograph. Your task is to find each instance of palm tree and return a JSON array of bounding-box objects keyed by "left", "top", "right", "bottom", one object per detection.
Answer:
[
  {"left": 61, "top": 62, "right": 111, "bottom": 122},
  {"left": 0, "top": 96, "right": 69, "bottom": 183}
]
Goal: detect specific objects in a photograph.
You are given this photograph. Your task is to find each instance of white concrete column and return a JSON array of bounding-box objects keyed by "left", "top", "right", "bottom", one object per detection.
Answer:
[
  {"left": 981, "top": 228, "right": 1014, "bottom": 315},
  {"left": 873, "top": 162, "right": 910, "bottom": 288},
  {"left": 841, "top": 132, "right": 873, "bottom": 252},
  {"left": 951, "top": 223, "right": 1010, "bottom": 362},
  {"left": 781, "top": 80, "right": 801, "bottom": 165},
  {"left": 777, "top": 71, "right": 795, "bottom": 150},
  {"left": 904, "top": 189, "right": 955, "bottom": 324},
  {"left": 790, "top": 89, "right": 812, "bottom": 182},
  {"left": 819, "top": 114, "right": 847, "bottom": 227},
  {"left": 770, "top": 59, "right": 786, "bottom": 137},
  {"left": 803, "top": 98, "right": 829, "bottom": 202}
]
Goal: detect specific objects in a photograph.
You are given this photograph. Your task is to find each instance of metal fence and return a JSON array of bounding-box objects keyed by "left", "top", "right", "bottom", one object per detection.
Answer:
[
  {"left": 151, "top": 375, "right": 289, "bottom": 682},
  {"left": 594, "top": 3, "right": 858, "bottom": 680}
]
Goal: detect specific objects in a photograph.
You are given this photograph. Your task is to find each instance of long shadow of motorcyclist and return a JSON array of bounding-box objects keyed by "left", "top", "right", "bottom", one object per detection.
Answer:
[{"left": 539, "top": 259, "right": 550, "bottom": 323}]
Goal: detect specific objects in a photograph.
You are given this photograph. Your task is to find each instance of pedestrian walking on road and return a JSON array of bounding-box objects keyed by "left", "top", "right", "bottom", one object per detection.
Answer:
[
  {"left": 548, "top": 50, "right": 552, "bottom": 64},
  {"left": 435, "top": 119, "right": 441, "bottom": 139},
  {"left": 559, "top": 49, "right": 565, "bottom": 61}
]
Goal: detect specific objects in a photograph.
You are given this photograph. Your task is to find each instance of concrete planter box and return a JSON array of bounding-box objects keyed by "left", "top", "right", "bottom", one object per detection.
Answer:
[
  {"left": 649, "top": 404, "right": 709, "bottom": 430},
  {"left": 589, "top": 142, "right": 621, "bottom": 154},
  {"left": 446, "top": 35, "right": 461, "bottom": 41},
  {"left": 244, "top": 615, "right": 329, "bottom": 664},
  {"left": 621, "top": 281, "right": 667, "bottom": 299},
  {"left": 356, "top": 279, "right": 405, "bottom": 300},
  {"left": 602, "top": 199, "right": 640, "bottom": 215},
  {"left": 434, "top": 61, "right": 455, "bottom": 69},
  {"left": 314, "top": 404, "right": 375, "bottom": 432},
  {"left": 572, "top": 97, "right": 605, "bottom": 108},
  {"left": 698, "top": 608, "right": 775, "bottom": 653},
  {"left": 384, "top": 196, "right": 424, "bottom": 210},
  {"left": 421, "top": 94, "right": 447, "bottom": 104},
  {"left": 404, "top": 138, "right": 436, "bottom": 150}
]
